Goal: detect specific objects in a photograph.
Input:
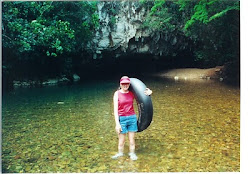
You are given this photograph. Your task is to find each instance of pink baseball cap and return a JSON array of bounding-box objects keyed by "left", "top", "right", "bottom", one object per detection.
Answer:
[{"left": 120, "top": 77, "right": 130, "bottom": 84}]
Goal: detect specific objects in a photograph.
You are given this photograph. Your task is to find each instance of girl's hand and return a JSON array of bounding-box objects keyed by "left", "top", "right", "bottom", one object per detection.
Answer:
[
  {"left": 115, "top": 124, "right": 122, "bottom": 134},
  {"left": 144, "top": 88, "right": 152, "bottom": 96}
]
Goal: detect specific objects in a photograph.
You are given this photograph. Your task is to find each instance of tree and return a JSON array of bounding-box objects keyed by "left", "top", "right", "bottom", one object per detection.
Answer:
[
  {"left": 141, "top": 0, "right": 240, "bottom": 66},
  {"left": 179, "top": 0, "right": 240, "bottom": 66},
  {"left": 2, "top": 1, "right": 99, "bottom": 81}
]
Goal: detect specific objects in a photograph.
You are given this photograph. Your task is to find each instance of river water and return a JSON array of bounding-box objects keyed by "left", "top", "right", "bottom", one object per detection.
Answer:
[{"left": 2, "top": 77, "right": 240, "bottom": 172}]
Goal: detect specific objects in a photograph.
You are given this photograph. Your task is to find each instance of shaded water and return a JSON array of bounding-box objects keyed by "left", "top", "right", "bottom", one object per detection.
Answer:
[{"left": 2, "top": 77, "right": 240, "bottom": 172}]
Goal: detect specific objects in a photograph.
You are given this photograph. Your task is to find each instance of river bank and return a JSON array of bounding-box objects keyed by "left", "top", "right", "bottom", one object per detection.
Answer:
[
  {"left": 155, "top": 62, "right": 240, "bottom": 86},
  {"left": 156, "top": 66, "right": 224, "bottom": 81},
  {"left": 4, "top": 61, "right": 240, "bottom": 90},
  {"left": 9, "top": 74, "right": 81, "bottom": 89}
]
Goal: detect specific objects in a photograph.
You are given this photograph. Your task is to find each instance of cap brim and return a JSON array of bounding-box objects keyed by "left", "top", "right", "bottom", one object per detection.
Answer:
[{"left": 120, "top": 79, "right": 130, "bottom": 84}]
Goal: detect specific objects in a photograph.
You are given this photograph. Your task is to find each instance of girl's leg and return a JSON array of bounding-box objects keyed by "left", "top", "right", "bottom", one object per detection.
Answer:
[
  {"left": 112, "top": 133, "right": 126, "bottom": 159},
  {"left": 128, "top": 132, "right": 138, "bottom": 160},
  {"left": 128, "top": 132, "right": 135, "bottom": 153},
  {"left": 118, "top": 133, "right": 126, "bottom": 153}
]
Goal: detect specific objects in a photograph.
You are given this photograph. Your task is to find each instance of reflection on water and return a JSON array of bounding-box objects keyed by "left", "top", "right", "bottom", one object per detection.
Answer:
[{"left": 2, "top": 78, "right": 240, "bottom": 172}]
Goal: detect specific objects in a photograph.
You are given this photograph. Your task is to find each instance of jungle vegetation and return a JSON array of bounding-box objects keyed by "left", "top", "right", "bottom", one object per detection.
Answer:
[{"left": 2, "top": 0, "right": 240, "bottom": 84}]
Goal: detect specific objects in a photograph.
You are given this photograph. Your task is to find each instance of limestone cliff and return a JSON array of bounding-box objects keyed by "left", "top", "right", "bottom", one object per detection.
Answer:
[{"left": 87, "top": 1, "right": 190, "bottom": 59}]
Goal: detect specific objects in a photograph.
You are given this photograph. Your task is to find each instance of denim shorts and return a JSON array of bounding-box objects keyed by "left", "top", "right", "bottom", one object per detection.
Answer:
[{"left": 119, "top": 114, "right": 138, "bottom": 134}]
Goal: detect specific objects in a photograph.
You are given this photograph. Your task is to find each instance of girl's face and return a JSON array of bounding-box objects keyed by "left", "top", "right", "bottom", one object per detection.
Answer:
[{"left": 120, "top": 83, "right": 130, "bottom": 91}]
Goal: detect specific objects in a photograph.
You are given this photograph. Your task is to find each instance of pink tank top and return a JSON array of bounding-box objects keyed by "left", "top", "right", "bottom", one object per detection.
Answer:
[{"left": 118, "top": 91, "right": 135, "bottom": 116}]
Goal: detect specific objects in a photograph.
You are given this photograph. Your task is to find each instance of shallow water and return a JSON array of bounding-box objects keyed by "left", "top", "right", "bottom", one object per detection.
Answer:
[{"left": 2, "top": 77, "right": 240, "bottom": 172}]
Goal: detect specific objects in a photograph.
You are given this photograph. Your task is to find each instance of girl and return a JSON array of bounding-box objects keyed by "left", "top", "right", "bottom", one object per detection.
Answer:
[{"left": 112, "top": 76, "right": 152, "bottom": 160}]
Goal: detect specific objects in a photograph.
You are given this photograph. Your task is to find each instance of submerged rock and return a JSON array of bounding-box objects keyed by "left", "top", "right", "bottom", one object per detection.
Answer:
[
  {"left": 73, "top": 74, "right": 80, "bottom": 82},
  {"left": 42, "top": 79, "right": 59, "bottom": 86}
]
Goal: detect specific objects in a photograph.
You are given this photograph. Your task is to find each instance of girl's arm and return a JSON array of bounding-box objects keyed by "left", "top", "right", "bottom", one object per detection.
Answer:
[{"left": 113, "top": 91, "right": 122, "bottom": 134}]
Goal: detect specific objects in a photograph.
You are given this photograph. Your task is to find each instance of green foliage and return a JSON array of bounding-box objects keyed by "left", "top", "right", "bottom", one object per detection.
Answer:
[
  {"left": 183, "top": 0, "right": 240, "bottom": 30},
  {"left": 208, "top": 2, "right": 239, "bottom": 21},
  {"left": 92, "top": 13, "right": 100, "bottom": 29},
  {"left": 142, "top": 0, "right": 239, "bottom": 66},
  {"left": 142, "top": 1, "right": 177, "bottom": 33},
  {"left": 150, "top": 0, "right": 166, "bottom": 14},
  {"left": 2, "top": 1, "right": 100, "bottom": 80},
  {"left": 110, "top": 16, "right": 116, "bottom": 27},
  {"left": 2, "top": 0, "right": 240, "bottom": 82},
  {"left": 184, "top": 0, "right": 210, "bottom": 30},
  {"left": 107, "top": 2, "right": 120, "bottom": 28},
  {"left": 2, "top": 1, "right": 99, "bottom": 57},
  {"left": 179, "top": 0, "right": 240, "bottom": 65},
  {"left": 176, "top": 0, "right": 191, "bottom": 12}
]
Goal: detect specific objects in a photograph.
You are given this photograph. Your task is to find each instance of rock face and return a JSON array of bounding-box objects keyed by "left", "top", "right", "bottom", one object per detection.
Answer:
[{"left": 87, "top": 1, "right": 189, "bottom": 59}]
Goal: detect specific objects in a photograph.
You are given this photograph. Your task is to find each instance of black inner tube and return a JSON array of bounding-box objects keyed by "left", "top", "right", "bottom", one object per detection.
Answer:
[{"left": 129, "top": 78, "right": 153, "bottom": 132}]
